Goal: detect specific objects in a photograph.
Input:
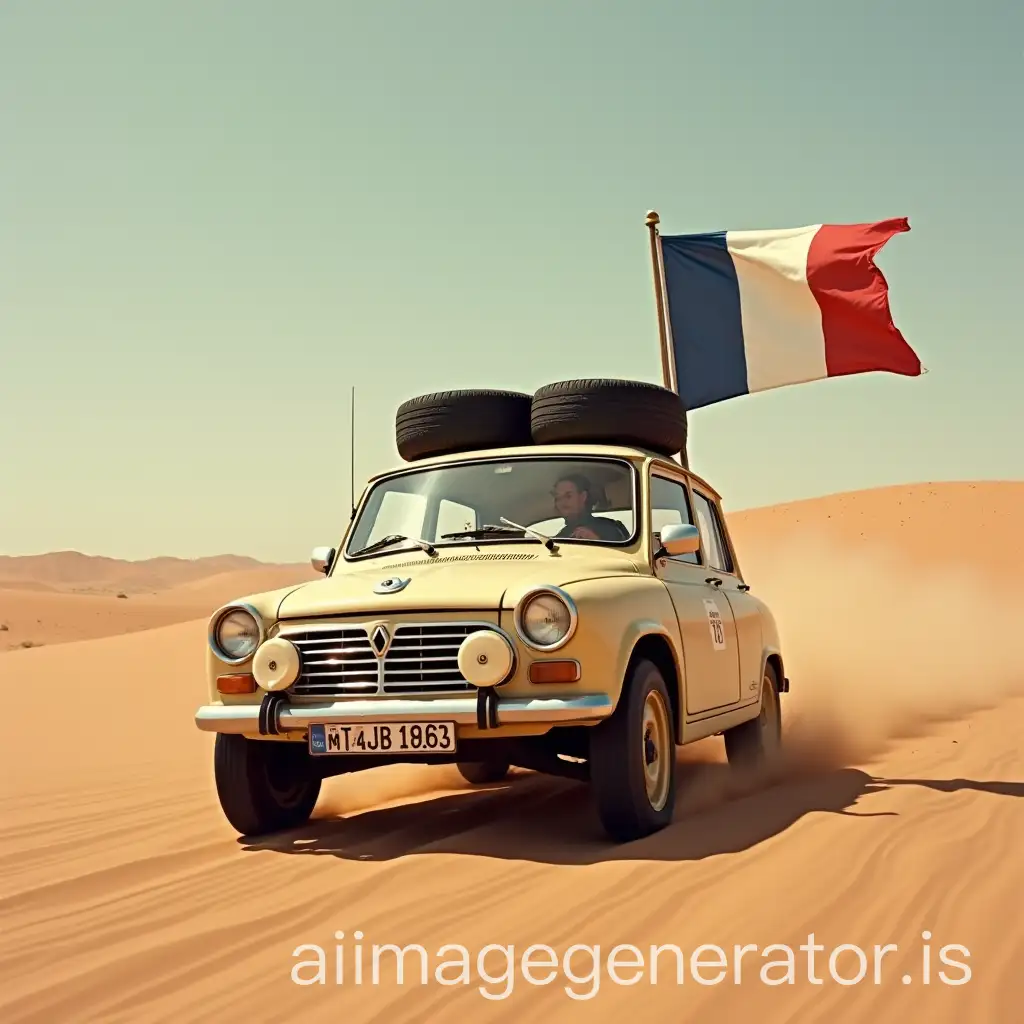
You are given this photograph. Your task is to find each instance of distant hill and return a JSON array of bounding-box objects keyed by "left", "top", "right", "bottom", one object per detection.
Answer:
[
  {"left": 0, "top": 551, "right": 306, "bottom": 596},
  {"left": 725, "top": 479, "right": 1024, "bottom": 578}
]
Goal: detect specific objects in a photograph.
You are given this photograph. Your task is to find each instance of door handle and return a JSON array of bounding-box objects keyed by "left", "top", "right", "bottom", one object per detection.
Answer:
[{"left": 705, "top": 577, "right": 722, "bottom": 587}]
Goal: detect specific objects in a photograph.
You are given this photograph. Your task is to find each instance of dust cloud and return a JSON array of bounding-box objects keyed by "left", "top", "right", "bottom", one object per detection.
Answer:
[
  {"left": 663, "top": 531, "right": 1024, "bottom": 815},
  {"left": 740, "top": 531, "right": 1024, "bottom": 770}
]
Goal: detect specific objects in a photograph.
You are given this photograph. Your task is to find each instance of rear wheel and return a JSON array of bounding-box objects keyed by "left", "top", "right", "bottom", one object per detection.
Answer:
[
  {"left": 724, "top": 665, "right": 782, "bottom": 771},
  {"left": 456, "top": 759, "right": 510, "bottom": 785},
  {"left": 214, "top": 734, "right": 321, "bottom": 836},
  {"left": 588, "top": 658, "right": 677, "bottom": 841}
]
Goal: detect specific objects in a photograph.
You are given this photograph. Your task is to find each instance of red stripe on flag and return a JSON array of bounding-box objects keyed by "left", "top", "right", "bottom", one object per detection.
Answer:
[{"left": 806, "top": 218, "right": 921, "bottom": 379}]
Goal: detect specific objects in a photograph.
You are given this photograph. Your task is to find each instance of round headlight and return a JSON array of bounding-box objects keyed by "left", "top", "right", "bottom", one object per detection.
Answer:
[
  {"left": 211, "top": 606, "right": 262, "bottom": 663},
  {"left": 516, "top": 587, "right": 577, "bottom": 650}
]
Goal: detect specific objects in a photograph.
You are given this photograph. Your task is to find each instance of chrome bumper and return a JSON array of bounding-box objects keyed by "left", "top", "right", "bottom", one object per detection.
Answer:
[{"left": 194, "top": 694, "right": 614, "bottom": 734}]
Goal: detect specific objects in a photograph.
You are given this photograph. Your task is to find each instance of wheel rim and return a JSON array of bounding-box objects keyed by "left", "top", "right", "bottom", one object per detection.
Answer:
[{"left": 641, "top": 688, "right": 673, "bottom": 811}]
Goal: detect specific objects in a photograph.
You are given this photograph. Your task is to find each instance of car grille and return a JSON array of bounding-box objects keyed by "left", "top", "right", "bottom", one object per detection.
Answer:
[
  {"left": 382, "top": 624, "right": 479, "bottom": 694},
  {"left": 285, "top": 622, "right": 493, "bottom": 698},
  {"left": 288, "top": 626, "right": 378, "bottom": 696}
]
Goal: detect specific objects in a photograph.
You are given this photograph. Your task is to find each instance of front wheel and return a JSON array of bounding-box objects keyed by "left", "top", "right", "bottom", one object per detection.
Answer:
[
  {"left": 588, "top": 658, "right": 677, "bottom": 842},
  {"left": 724, "top": 664, "right": 783, "bottom": 772},
  {"left": 214, "top": 734, "right": 321, "bottom": 836}
]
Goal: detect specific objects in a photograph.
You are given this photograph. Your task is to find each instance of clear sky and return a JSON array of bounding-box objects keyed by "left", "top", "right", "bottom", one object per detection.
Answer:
[{"left": 2, "top": 0, "right": 1021, "bottom": 562}]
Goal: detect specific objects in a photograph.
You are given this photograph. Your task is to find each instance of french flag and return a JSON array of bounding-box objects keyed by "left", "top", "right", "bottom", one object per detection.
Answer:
[{"left": 658, "top": 218, "right": 921, "bottom": 410}]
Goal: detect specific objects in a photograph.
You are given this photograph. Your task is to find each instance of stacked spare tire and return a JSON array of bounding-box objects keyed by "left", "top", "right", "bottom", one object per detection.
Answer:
[{"left": 394, "top": 378, "right": 687, "bottom": 462}]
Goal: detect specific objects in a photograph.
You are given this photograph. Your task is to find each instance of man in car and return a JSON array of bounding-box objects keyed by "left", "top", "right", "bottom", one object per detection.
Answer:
[{"left": 551, "top": 474, "right": 630, "bottom": 541}]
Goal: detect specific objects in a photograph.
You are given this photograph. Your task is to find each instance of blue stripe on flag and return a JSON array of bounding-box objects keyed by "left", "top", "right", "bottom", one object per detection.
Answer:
[{"left": 659, "top": 232, "right": 748, "bottom": 410}]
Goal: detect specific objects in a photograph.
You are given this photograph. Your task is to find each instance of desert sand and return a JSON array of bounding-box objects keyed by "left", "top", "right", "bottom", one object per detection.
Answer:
[
  {"left": 1, "top": 480, "right": 1022, "bottom": 1022},
  {"left": 0, "top": 564, "right": 319, "bottom": 651}
]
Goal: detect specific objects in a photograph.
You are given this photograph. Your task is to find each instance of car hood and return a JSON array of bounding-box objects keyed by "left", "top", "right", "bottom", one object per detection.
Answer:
[{"left": 274, "top": 547, "right": 641, "bottom": 620}]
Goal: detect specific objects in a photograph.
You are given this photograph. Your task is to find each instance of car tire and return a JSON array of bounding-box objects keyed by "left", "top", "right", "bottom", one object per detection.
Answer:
[
  {"left": 723, "top": 663, "right": 783, "bottom": 772},
  {"left": 214, "top": 734, "right": 321, "bottom": 836},
  {"left": 588, "top": 657, "right": 677, "bottom": 841},
  {"left": 456, "top": 759, "right": 510, "bottom": 785},
  {"left": 530, "top": 379, "right": 687, "bottom": 458},
  {"left": 395, "top": 389, "right": 534, "bottom": 462}
]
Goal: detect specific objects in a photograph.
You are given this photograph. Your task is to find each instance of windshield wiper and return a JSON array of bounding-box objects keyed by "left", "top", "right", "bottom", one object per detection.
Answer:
[
  {"left": 351, "top": 534, "right": 437, "bottom": 557},
  {"left": 440, "top": 524, "right": 525, "bottom": 539},
  {"left": 500, "top": 517, "right": 558, "bottom": 553}
]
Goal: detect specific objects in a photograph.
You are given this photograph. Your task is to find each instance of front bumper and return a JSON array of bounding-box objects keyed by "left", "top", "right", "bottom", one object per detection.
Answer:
[{"left": 194, "top": 693, "right": 614, "bottom": 735}]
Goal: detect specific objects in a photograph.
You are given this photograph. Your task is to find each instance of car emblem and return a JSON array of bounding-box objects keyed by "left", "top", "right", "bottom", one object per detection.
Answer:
[
  {"left": 374, "top": 576, "right": 411, "bottom": 594},
  {"left": 370, "top": 625, "right": 391, "bottom": 656}
]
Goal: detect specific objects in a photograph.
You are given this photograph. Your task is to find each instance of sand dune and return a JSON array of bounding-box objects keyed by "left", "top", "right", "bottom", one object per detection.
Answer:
[
  {"left": 0, "top": 566, "right": 318, "bottom": 651},
  {"left": 0, "top": 550, "right": 308, "bottom": 596},
  {"left": 725, "top": 479, "right": 1024, "bottom": 577},
  {"left": 0, "top": 587, "right": 209, "bottom": 651},
  {"left": 1, "top": 481, "right": 1022, "bottom": 1022}
]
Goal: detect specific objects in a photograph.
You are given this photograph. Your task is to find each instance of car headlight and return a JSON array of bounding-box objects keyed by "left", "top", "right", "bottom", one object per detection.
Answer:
[
  {"left": 209, "top": 604, "right": 264, "bottom": 664},
  {"left": 515, "top": 586, "right": 578, "bottom": 651}
]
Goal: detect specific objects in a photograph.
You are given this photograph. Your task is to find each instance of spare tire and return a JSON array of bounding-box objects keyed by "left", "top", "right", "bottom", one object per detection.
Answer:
[
  {"left": 395, "top": 389, "right": 534, "bottom": 462},
  {"left": 530, "top": 379, "right": 687, "bottom": 458}
]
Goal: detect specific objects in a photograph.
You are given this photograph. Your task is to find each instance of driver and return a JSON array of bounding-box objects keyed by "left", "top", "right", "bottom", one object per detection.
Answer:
[{"left": 551, "top": 474, "right": 629, "bottom": 541}]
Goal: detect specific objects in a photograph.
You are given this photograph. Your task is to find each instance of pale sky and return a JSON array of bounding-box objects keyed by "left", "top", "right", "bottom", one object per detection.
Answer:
[{"left": 2, "top": 0, "right": 1021, "bottom": 562}]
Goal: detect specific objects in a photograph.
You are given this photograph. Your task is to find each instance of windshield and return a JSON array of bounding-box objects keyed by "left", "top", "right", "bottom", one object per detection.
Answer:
[{"left": 344, "top": 456, "right": 637, "bottom": 559}]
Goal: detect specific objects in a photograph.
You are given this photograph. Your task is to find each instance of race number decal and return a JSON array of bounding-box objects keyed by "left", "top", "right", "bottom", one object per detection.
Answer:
[{"left": 703, "top": 599, "right": 726, "bottom": 651}]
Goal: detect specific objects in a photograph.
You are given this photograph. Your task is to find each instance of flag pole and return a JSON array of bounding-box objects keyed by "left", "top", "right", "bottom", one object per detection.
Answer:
[{"left": 645, "top": 210, "right": 688, "bottom": 468}]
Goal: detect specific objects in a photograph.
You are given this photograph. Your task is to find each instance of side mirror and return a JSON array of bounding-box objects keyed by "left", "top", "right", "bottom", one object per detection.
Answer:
[
  {"left": 659, "top": 523, "right": 701, "bottom": 557},
  {"left": 311, "top": 545, "right": 336, "bottom": 574}
]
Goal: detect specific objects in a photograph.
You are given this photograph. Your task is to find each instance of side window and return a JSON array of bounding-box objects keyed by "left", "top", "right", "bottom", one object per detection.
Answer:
[
  {"left": 691, "top": 491, "right": 733, "bottom": 573},
  {"left": 649, "top": 475, "right": 700, "bottom": 564}
]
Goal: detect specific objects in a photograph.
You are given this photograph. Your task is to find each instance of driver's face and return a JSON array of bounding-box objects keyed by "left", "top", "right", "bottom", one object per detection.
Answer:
[{"left": 553, "top": 480, "right": 587, "bottom": 519}]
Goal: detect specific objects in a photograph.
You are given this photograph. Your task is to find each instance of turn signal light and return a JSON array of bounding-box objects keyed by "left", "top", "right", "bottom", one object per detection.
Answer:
[
  {"left": 217, "top": 673, "right": 256, "bottom": 694},
  {"left": 528, "top": 660, "right": 580, "bottom": 684}
]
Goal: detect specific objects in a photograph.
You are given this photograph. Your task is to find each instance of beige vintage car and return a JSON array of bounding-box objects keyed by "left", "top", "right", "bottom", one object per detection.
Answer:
[{"left": 194, "top": 379, "right": 788, "bottom": 842}]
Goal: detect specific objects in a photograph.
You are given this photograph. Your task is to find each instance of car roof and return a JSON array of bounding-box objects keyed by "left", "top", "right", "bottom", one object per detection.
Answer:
[{"left": 367, "top": 443, "right": 723, "bottom": 503}]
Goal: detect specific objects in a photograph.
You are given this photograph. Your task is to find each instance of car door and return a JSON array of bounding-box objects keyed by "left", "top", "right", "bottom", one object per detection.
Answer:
[
  {"left": 689, "top": 486, "right": 762, "bottom": 703},
  {"left": 650, "top": 471, "right": 741, "bottom": 715}
]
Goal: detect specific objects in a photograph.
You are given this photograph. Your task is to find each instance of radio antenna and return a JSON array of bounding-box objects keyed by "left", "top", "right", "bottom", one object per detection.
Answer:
[{"left": 349, "top": 385, "right": 356, "bottom": 519}]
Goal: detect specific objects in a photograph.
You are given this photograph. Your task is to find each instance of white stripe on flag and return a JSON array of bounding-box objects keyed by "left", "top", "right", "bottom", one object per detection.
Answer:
[{"left": 725, "top": 225, "right": 828, "bottom": 394}]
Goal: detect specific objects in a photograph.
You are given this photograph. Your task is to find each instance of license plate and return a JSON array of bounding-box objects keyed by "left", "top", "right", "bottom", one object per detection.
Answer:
[{"left": 308, "top": 721, "right": 457, "bottom": 755}]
